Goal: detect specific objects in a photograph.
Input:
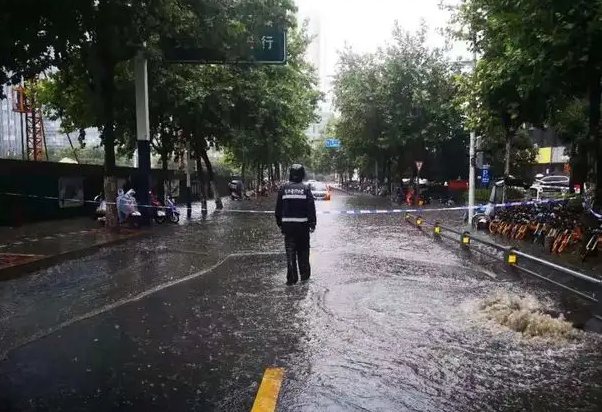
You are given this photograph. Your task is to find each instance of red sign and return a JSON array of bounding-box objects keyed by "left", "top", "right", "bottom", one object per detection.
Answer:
[
  {"left": 415, "top": 161, "right": 423, "bottom": 172},
  {"left": 574, "top": 184, "right": 581, "bottom": 194},
  {"left": 448, "top": 180, "right": 469, "bottom": 190}
]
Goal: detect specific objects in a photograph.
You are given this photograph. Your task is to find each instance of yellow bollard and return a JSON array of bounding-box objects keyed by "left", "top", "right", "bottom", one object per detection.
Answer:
[
  {"left": 433, "top": 222, "right": 441, "bottom": 238},
  {"left": 461, "top": 231, "right": 470, "bottom": 248},
  {"left": 504, "top": 248, "right": 519, "bottom": 274},
  {"left": 506, "top": 251, "right": 517, "bottom": 264}
]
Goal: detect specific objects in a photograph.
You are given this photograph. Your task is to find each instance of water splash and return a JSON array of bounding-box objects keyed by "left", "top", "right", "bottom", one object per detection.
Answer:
[{"left": 476, "top": 291, "right": 580, "bottom": 341}]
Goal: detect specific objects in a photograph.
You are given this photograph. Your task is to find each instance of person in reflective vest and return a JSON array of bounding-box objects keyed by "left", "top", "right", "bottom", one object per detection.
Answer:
[{"left": 275, "top": 164, "right": 317, "bottom": 285}]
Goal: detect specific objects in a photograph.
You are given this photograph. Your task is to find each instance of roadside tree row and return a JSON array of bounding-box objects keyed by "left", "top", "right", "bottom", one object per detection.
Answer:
[
  {"left": 2, "top": 0, "right": 320, "bottom": 225},
  {"left": 318, "top": 23, "right": 472, "bottom": 186},
  {"left": 449, "top": 0, "right": 602, "bottom": 207}
]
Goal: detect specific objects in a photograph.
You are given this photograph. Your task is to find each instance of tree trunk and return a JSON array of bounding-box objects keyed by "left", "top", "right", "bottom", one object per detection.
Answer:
[
  {"left": 158, "top": 149, "right": 168, "bottom": 203},
  {"left": 256, "top": 163, "right": 262, "bottom": 195},
  {"left": 504, "top": 135, "right": 512, "bottom": 177},
  {"left": 196, "top": 156, "right": 208, "bottom": 212},
  {"left": 588, "top": 74, "right": 602, "bottom": 209},
  {"left": 199, "top": 146, "right": 223, "bottom": 209},
  {"left": 100, "top": 63, "right": 118, "bottom": 230},
  {"left": 501, "top": 131, "right": 513, "bottom": 203},
  {"left": 569, "top": 142, "right": 588, "bottom": 194}
]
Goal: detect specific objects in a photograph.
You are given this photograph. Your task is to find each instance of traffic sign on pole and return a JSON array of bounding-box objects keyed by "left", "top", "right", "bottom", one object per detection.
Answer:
[
  {"left": 481, "top": 164, "right": 490, "bottom": 184},
  {"left": 415, "top": 161, "right": 423, "bottom": 172},
  {"left": 326, "top": 139, "right": 341, "bottom": 148},
  {"left": 163, "top": 26, "right": 287, "bottom": 65}
]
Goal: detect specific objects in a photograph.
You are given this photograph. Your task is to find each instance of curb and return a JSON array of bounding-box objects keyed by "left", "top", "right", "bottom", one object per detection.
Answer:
[
  {"left": 0, "top": 231, "right": 148, "bottom": 282},
  {"left": 330, "top": 187, "right": 353, "bottom": 195}
]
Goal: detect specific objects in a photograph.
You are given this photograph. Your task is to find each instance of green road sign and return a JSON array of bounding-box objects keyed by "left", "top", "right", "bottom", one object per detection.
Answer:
[{"left": 164, "top": 26, "right": 287, "bottom": 65}]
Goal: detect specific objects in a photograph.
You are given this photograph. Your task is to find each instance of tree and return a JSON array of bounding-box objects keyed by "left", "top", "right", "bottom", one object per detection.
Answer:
[
  {"left": 222, "top": 22, "right": 320, "bottom": 186},
  {"left": 28, "top": 0, "right": 317, "bottom": 220},
  {"left": 331, "top": 22, "right": 466, "bottom": 186},
  {"left": 308, "top": 119, "right": 350, "bottom": 182},
  {"left": 451, "top": 0, "right": 602, "bottom": 207}
]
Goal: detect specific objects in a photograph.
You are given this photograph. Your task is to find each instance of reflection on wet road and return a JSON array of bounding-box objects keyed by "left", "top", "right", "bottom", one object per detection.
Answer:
[{"left": 1, "top": 192, "right": 602, "bottom": 411}]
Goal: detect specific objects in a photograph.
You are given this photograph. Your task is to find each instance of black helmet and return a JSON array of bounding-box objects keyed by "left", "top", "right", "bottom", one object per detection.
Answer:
[{"left": 289, "top": 164, "right": 305, "bottom": 183}]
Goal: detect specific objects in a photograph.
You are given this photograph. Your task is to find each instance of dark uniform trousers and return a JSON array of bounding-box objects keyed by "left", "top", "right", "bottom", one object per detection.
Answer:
[{"left": 283, "top": 225, "right": 311, "bottom": 284}]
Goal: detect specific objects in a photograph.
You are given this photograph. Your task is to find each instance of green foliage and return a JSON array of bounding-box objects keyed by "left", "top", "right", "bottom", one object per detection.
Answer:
[
  {"left": 308, "top": 119, "right": 349, "bottom": 177},
  {"left": 450, "top": 0, "right": 602, "bottom": 206},
  {"left": 461, "top": 188, "right": 490, "bottom": 204},
  {"left": 32, "top": 0, "right": 317, "bottom": 179},
  {"left": 46, "top": 146, "right": 132, "bottom": 166},
  {"left": 331, "top": 22, "right": 467, "bottom": 182},
  {"left": 4, "top": 0, "right": 320, "bottom": 224}
]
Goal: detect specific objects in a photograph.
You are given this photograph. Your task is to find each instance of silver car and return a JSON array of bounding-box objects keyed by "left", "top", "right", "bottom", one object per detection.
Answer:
[{"left": 308, "top": 181, "right": 330, "bottom": 200}]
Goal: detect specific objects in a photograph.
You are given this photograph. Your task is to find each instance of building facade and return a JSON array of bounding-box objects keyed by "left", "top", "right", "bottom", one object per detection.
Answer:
[
  {"left": 529, "top": 127, "right": 569, "bottom": 175},
  {"left": 1, "top": 84, "right": 101, "bottom": 159}
]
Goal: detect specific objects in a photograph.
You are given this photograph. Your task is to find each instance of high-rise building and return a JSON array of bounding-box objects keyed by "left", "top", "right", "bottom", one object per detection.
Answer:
[
  {"left": 0, "top": 84, "right": 24, "bottom": 158},
  {"left": 302, "top": 10, "right": 334, "bottom": 141}
]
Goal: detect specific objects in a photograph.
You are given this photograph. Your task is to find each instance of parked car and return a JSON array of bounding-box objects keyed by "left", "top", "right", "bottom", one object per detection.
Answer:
[{"left": 529, "top": 175, "right": 569, "bottom": 199}]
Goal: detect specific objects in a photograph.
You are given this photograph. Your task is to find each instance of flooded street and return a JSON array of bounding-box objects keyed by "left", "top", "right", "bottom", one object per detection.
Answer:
[{"left": 1, "top": 191, "right": 602, "bottom": 411}]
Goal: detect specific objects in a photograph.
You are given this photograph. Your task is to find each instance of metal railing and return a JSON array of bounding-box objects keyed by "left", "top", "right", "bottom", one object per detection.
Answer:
[{"left": 404, "top": 212, "right": 602, "bottom": 327}]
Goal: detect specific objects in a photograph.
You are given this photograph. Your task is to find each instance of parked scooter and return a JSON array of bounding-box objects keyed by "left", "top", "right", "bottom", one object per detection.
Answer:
[
  {"left": 463, "top": 204, "right": 489, "bottom": 230},
  {"left": 149, "top": 192, "right": 167, "bottom": 224},
  {"left": 118, "top": 189, "right": 141, "bottom": 227},
  {"left": 94, "top": 193, "right": 106, "bottom": 222},
  {"left": 165, "top": 195, "right": 180, "bottom": 223}
]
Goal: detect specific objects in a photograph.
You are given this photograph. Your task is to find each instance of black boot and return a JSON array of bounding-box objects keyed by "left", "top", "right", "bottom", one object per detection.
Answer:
[{"left": 298, "top": 250, "right": 311, "bottom": 281}]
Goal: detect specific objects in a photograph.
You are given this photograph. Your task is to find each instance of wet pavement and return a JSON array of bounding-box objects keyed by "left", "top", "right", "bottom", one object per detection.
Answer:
[{"left": 2, "top": 191, "right": 602, "bottom": 411}]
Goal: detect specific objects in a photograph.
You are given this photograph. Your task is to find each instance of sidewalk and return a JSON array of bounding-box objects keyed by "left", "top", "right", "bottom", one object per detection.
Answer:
[
  {"left": 427, "top": 210, "right": 602, "bottom": 276},
  {"left": 0, "top": 218, "right": 145, "bottom": 280}
]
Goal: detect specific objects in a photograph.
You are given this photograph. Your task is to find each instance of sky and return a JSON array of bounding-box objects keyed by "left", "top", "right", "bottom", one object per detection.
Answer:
[{"left": 295, "top": 0, "right": 469, "bottom": 99}]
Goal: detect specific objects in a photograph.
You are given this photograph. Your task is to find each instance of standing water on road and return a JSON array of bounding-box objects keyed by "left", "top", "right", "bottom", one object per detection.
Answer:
[{"left": 1, "top": 192, "right": 602, "bottom": 412}]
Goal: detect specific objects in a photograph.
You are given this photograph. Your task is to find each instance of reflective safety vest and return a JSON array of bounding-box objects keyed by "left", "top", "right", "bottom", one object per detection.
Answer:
[{"left": 275, "top": 182, "right": 317, "bottom": 228}]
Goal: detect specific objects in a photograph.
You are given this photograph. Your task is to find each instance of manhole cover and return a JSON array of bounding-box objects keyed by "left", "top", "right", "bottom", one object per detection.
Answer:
[{"left": 0, "top": 253, "right": 45, "bottom": 269}]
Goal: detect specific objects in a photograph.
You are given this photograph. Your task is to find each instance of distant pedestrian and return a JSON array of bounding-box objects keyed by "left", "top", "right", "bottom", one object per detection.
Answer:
[{"left": 275, "top": 164, "right": 317, "bottom": 285}]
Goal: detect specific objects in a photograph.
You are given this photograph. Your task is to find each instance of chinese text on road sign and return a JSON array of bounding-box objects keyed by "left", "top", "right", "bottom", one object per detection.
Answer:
[{"left": 164, "top": 26, "right": 286, "bottom": 65}]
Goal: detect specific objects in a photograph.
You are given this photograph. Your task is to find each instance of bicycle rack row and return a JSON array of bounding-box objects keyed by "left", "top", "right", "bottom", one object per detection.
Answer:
[{"left": 404, "top": 211, "right": 602, "bottom": 331}]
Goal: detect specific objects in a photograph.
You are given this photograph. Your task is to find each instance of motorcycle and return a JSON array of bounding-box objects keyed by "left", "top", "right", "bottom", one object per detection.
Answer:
[
  {"left": 150, "top": 197, "right": 167, "bottom": 224},
  {"left": 463, "top": 204, "right": 489, "bottom": 230},
  {"left": 165, "top": 196, "right": 180, "bottom": 223}
]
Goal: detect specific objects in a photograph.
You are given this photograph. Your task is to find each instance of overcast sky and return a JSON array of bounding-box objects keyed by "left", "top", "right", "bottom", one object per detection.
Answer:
[{"left": 295, "top": 0, "right": 469, "bottom": 96}]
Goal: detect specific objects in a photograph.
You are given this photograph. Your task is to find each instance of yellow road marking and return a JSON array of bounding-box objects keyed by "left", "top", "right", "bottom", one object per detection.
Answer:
[{"left": 250, "top": 367, "right": 285, "bottom": 412}]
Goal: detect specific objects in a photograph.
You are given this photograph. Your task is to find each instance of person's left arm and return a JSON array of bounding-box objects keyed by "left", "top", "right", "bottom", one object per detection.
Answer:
[
  {"left": 306, "top": 186, "right": 317, "bottom": 231},
  {"left": 275, "top": 187, "right": 284, "bottom": 228}
]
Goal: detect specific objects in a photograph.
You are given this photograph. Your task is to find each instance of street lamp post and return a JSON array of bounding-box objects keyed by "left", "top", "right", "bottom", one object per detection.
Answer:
[{"left": 459, "top": 49, "right": 479, "bottom": 227}]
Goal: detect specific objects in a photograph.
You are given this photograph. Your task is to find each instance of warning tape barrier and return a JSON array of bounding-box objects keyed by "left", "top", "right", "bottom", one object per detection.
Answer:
[{"left": 0, "top": 191, "right": 574, "bottom": 215}]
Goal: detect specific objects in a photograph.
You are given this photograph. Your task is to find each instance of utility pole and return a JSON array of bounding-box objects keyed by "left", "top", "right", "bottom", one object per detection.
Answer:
[
  {"left": 467, "top": 37, "right": 478, "bottom": 227},
  {"left": 134, "top": 48, "right": 151, "bottom": 225},
  {"left": 185, "top": 145, "right": 192, "bottom": 219}
]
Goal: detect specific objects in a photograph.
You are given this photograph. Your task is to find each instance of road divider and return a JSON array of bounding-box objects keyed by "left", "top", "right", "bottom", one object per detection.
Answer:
[{"left": 404, "top": 212, "right": 602, "bottom": 332}]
